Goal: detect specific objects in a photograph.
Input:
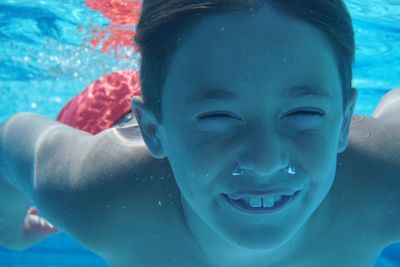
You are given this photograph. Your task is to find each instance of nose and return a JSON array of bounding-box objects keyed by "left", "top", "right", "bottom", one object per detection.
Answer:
[{"left": 236, "top": 128, "right": 289, "bottom": 177}]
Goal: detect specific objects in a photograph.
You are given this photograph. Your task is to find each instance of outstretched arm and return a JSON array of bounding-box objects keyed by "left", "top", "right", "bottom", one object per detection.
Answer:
[
  {"left": 1, "top": 113, "right": 92, "bottom": 198},
  {"left": 1, "top": 120, "right": 58, "bottom": 250},
  {"left": 369, "top": 87, "right": 400, "bottom": 243},
  {"left": 0, "top": 113, "right": 90, "bottom": 248},
  {"left": 0, "top": 112, "right": 159, "bottom": 256}
]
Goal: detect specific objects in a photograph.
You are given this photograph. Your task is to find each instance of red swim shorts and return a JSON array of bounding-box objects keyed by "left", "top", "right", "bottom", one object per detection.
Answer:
[{"left": 57, "top": 70, "right": 141, "bottom": 135}]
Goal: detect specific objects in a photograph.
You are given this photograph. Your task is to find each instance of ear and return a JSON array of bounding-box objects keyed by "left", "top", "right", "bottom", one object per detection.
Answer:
[
  {"left": 131, "top": 96, "right": 166, "bottom": 159},
  {"left": 337, "top": 87, "right": 358, "bottom": 153}
]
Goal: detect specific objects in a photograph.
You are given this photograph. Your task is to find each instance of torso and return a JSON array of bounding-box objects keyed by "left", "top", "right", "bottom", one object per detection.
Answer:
[{"left": 103, "top": 117, "right": 391, "bottom": 267}]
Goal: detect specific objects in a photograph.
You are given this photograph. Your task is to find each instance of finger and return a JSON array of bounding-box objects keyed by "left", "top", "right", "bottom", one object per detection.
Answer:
[
  {"left": 27, "top": 207, "right": 39, "bottom": 215},
  {"left": 24, "top": 215, "right": 58, "bottom": 234}
]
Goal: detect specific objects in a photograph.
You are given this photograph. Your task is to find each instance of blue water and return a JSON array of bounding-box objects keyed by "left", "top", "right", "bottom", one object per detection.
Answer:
[{"left": 0, "top": 0, "right": 399, "bottom": 266}]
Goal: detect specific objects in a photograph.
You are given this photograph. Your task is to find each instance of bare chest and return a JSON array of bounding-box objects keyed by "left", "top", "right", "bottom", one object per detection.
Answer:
[
  {"left": 285, "top": 218, "right": 384, "bottom": 267},
  {"left": 109, "top": 224, "right": 383, "bottom": 267}
]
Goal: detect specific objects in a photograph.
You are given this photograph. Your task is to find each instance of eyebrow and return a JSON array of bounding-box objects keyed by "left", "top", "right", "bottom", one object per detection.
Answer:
[
  {"left": 189, "top": 85, "right": 331, "bottom": 103},
  {"left": 284, "top": 86, "right": 332, "bottom": 99},
  {"left": 189, "top": 88, "right": 237, "bottom": 103}
]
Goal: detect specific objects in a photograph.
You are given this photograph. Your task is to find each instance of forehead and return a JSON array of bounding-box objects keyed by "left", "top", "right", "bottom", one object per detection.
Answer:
[{"left": 162, "top": 3, "right": 341, "bottom": 104}]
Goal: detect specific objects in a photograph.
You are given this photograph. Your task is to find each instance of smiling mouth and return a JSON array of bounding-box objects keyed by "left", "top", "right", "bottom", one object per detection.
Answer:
[{"left": 224, "top": 191, "right": 300, "bottom": 214}]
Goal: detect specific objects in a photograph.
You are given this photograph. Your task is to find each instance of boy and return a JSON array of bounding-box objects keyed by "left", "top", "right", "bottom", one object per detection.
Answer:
[{"left": 1, "top": 1, "right": 400, "bottom": 266}]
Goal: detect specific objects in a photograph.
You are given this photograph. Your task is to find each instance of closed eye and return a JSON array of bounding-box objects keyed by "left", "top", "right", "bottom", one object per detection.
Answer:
[
  {"left": 197, "top": 112, "right": 239, "bottom": 120},
  {"left": 197, "top": 111, "right": 324, "bottom": 121},
  {"left": 288, "top": 110, "right": 325, "bottom": 117},
  {"left": 197, "top": 110, "right": 325, "bottom": 120}
]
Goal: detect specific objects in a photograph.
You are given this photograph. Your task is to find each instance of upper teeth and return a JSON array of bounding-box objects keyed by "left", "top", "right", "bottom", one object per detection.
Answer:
[{"left": 244, "top": 195, "right": 283, "bottom": 208}]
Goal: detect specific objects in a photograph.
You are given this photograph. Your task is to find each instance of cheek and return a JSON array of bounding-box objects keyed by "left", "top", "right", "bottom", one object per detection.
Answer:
[
  {"left": 296, "top": 131, "right": 330, "bottom": 153},
  {"left": 170, "top": 127, "right": 233, "bottom": 166},
  {"left": 297, "top": 132, "right": 338, "bottom": 207},
  {"left": 295, "top": 129, "right": 340, "bottom": 175},
  {"left": 163, "top": 129, "right": 217, "bottom": 192}
]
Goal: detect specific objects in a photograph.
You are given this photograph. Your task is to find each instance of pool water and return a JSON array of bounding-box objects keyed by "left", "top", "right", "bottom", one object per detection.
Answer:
[{"left": 0, "top": 0, "right": 399, "bottom": 266}]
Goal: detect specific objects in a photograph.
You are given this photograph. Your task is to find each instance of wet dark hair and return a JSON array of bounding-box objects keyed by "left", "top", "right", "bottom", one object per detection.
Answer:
[{"left": 134, "top": 0, "right": 355, "bottom": 121}]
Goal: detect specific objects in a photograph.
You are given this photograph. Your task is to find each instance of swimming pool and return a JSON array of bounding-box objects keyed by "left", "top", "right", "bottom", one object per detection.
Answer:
[{"left": 0, "top": 0, "right": 399, "bottom": 266}]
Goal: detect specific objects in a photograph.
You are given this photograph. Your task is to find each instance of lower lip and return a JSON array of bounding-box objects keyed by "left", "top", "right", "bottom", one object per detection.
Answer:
[{"left": 224, "top": 191, "right": 300, "bottom": 215}]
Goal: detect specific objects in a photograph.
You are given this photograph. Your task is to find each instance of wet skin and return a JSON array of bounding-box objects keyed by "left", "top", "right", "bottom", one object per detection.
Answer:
[
  {"left": 132, "top": 3, "right": 356, "bottom": 265},
  {"left": 127, "top": 3, "right": 399, "bottom": 266},
  {"left": 1, "top": 2, "right": 399, "bottom": 267},
  {"left": 103, "top": 112, "right": 400, "bottom": 267}
]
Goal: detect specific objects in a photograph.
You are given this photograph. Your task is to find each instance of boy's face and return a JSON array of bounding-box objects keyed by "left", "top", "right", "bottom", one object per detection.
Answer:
[{"left": 139, "top": 4, "right": 355, "bottom": 255}]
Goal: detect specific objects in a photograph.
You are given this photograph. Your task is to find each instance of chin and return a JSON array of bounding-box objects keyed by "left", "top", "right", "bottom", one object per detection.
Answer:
[{"left": 218, "top": 222, "right": 300, "bottom": 252}]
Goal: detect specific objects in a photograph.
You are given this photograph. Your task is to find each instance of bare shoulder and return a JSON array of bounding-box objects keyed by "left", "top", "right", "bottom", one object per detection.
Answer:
[
  {"left": 350, "top": 88, "right": 400, "bottom": 166},
  {"left": 35, "top": 123, "right": 175, "bottom": 257},
  {"left": 84, "top": 127, "right": 185, "bottom": 265},
  {"left": 343, "top": 114, "right": 400, "bottom": 244},
  {"left": 348, "top": 114, "right": 400, "bottom": 166},
  {"left": 372, "top": 87, "right": 400, "bottom": 126}
]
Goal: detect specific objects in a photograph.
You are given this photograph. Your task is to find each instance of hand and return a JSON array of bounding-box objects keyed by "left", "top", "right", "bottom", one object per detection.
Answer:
[{"left": 22, "top": 207, "right": 58, "bottom": 245}]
